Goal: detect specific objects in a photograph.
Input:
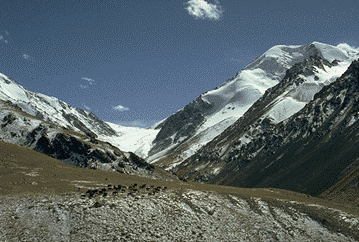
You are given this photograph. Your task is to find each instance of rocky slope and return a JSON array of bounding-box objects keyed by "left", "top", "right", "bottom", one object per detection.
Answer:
[
  {"left": 175, "top": 58, "right": 359, "bottom": 196},
  {"left": 147, "top": 42, "right": 359, "bottom": 170},
  {"left": 0, "top": 73, "right": 116, "bottom": 138},
  {"left": 1, "top": 189, "right": 358, "bottom": 241},
  {"left": 0, "top": 99, "right": 171, "bottom": 179}
]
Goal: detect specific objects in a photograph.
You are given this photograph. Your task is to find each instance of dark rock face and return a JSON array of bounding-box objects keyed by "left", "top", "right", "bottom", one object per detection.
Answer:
[
  {"left": 30, "top": 131, "right": 156, "bottom": 172},
  {"left": 24, "top": 124, "right": 48, "bottom": 146},
  {"left": 147, "top": 43, "right": 340, "bottom": 166},
  {"left": 71, "top": 107, "right": 117, "bottom": 137},
  {"left": 128, "top": 152, "right": 155, "bottom": 171},
  {"left": 61, "top": 112, "right": 98, "bottom": 138},
  {"left": 0, "top": 100, "right": 168, "bottom": 179},
  {"left": 176, "top": 59, "right": 359, "bottom": 196},
  {"left": 1, "top": 114, "right": 16, "bottom": 128},
  {"left": 34, "top": 133, "right": 91, "bottom": 163},
  {"left": 149, "top": 97, "right": 213, "bottom": 155},
  {"left": 1, "top": 73, "right": 117, "bottom": 137}
]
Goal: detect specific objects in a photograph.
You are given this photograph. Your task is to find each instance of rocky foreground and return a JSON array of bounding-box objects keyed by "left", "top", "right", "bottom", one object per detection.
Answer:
[{"left": 0, "top": 185, "right": 358, "bottom": 242}]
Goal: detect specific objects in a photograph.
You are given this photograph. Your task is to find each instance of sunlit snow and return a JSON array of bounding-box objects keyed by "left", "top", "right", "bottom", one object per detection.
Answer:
[
  {"left": 100, "top": 122, "right": 159, "bottom": 158},
  {"left": 147, "top": 42, "right": 359, "bottom": 165}
]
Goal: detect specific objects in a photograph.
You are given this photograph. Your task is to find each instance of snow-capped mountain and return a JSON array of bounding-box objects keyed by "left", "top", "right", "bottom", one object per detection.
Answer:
[
  {"left": 0, "top": 73, "right": 176, "bottom": 179},
  {"left": 174, "top": 56, "right": 359, "bottom": 196},
  {"left": 1, "top": 41, "right": 359, "bottom": 191},
  {"left": 0, "top": 98, "right": 161, "bottom": 176},
  {"left": 0, "top": 71, "right": 167, "bottom": 163},
  {"left": 147, "top": 42, "right": 359, "bottom": 170},
  {"left": 0, "top": 73, "right": 116, "bottom": 138}
]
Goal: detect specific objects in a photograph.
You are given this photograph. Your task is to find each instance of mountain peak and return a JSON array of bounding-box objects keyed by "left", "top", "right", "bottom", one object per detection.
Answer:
[
  {"left": 310, "top": 41, "right": 358, "bottom": 62},
  {"left": 0, "top": 72, "right": 117, "bottom": 137},
  {"left": 0, "top": 73, "right": 16, "bottom": 85},
  {"left": 147, "top": 42, "right": 359, "bottom": 167}
]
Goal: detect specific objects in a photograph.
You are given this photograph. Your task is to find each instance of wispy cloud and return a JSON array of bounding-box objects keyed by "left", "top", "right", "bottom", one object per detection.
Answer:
[
  {"left": 22, "top": 54, "right": 35, "bottom": 61},
  {"left": 112, "top": 105, "right": 130, "bottom": 112},
  {"left": 185, "top": 0, "right": 224, "bottom": 20},
  {"left": 81, "top": 77, "right": 95, "bottom": 85},
  {"left": 1, "top": 31, "right": 9, "bottom": 44},
  {"left": 84, "top": 104, "right": 91, "bottom": 110},
  {"left": 79, "top": 77, "right": 95, "bottom": 89}
]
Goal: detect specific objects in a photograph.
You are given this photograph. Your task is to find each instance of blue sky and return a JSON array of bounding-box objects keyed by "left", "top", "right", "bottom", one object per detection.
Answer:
[{"left": 1, "top": 0, "right": 358, "bottom": 127}]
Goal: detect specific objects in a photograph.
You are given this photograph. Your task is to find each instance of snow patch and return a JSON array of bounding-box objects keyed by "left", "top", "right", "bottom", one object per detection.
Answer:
[
  {"left": 100, "top": 122, "right": 159, "bottom": 158},
  {"left": 211, "top": 167, "right": 222, "bottom": 175}
]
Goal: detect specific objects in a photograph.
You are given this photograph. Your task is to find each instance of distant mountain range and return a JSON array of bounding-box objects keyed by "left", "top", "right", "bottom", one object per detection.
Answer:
[
  {"left": 1, "top": 41, "right": 359, "bottom": 241},
  {"left": 1, "top": 41, "right": 359, "bottom": 198},
  {"left": 0, "top": 74, "right": 173, "bottom": 180},
  {"left": 0, "top": 73, "right": 116, "bottom": 138}
]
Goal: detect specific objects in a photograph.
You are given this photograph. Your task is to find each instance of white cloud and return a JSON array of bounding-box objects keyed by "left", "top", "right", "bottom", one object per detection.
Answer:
[
  {"left": 84, "top": 104, "right": 91, "bottom": 110},
  {"left": 23, "top": 54, "right": 34, "bottom": 61},
  {"left": 1, "top": 32, "right": 9, "bottom": 44},
  {"left": 112, "top": 105, "right": 130, "bottom": 112},
  {"left": 81, "top": 77, "right": 95, "bottom": 85},
  {"left": 185, "top": 0, "right": 223, "bottom": 20},
  {"left": 80, "top": 77, "right": 95, "bottom": 89}
]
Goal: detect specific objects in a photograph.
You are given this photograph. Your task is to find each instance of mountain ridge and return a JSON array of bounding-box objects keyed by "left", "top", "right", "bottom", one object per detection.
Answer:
[
  {"left": 0, "top": 73, "right": 117, "bottom": 138},
  {"left": 147, "top": 42, "right": 359, "bottom": 171},
  {"left": 0, "top": 79, "right": 174, "bottom": 180},
  {"left": 175, "top": 58, "right": 359, "bottom": 196},
  {"left": 1, "top": 42, "right": 359, "bottom": 241}
]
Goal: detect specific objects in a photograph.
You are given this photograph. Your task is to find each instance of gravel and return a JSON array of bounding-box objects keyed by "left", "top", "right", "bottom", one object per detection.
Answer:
[{"left": 0, "top": 189, "right": 358, "bottom": 241}]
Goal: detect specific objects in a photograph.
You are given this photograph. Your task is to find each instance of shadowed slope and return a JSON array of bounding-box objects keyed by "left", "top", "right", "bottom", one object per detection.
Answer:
[{"left": 176, "top": 58, "right": 359, "bottom": 197}]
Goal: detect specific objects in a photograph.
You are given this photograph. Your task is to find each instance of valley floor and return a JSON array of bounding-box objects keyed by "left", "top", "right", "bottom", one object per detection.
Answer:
[{"left": 0, "top": 141, "right": 358, "bottom": 241}]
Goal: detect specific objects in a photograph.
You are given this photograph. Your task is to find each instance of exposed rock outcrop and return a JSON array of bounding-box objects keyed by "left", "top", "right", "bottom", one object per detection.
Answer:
[
  {"left": 176, "top": 59, "right": 359, "bottom": 196},
  {"left": 0, "top": 100, "right": 162, "bottom": 179},
  {"left": 147, "top": 42, "right": 357, "bottom": 170}
]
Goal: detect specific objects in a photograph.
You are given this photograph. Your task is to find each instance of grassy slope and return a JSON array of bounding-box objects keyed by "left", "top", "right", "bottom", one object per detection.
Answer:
[
  {"left": 0, "top": 140, "right": 358, "bottom": 218},
  {"left": 319, "top": 161, "right": 359, "bottom": 207}
]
